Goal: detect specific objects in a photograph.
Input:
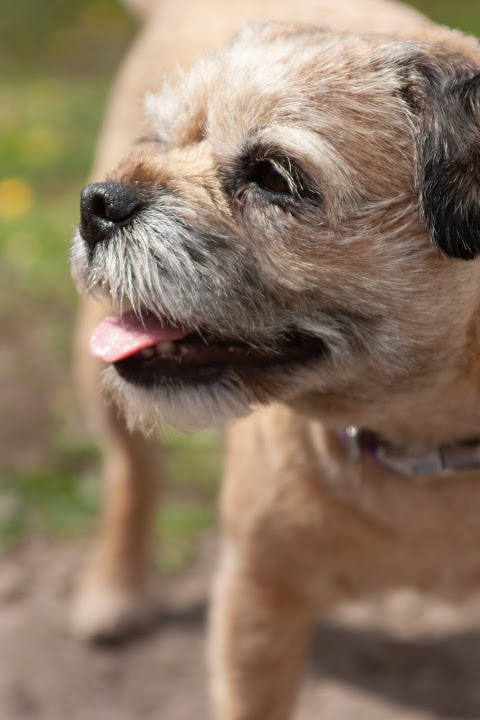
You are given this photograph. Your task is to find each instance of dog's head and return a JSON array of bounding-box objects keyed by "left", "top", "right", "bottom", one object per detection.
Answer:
[{"left": 71, "top": 23, "right": 480, "bottom": 431}]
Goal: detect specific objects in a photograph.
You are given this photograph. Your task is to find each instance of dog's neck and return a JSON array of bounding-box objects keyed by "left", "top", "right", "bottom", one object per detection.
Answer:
[{"left": 293, "top": 310, "right": 480, "bottom": 466}]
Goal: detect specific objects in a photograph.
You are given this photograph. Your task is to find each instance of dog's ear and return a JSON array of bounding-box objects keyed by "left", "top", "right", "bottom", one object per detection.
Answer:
[{"left": 400, "top": 48, "right": 480, "bottom": 260}]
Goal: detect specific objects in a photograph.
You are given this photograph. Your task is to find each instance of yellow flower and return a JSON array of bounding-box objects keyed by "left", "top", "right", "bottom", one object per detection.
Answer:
[{"left": 0, "top": 178, "right": 35, "bottom": 219}]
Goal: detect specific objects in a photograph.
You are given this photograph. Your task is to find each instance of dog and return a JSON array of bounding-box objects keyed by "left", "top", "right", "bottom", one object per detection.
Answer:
[
  {"left": 74, "top": 0, "right": 434, "bottom": 642},
  {"left": 71, "top": 0, "right": 480, "bottom": 716}
]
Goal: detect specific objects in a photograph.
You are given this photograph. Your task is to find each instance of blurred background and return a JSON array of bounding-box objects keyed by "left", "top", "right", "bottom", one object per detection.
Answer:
[
  {"left": 1, "top": 2, "right": 480, "bottom": 719},
  {"left": 0, "top": 0, "right": 479, "bottom": 588},
  {"left": 0, "top": 0, "right": 221, "bottom": 572}
]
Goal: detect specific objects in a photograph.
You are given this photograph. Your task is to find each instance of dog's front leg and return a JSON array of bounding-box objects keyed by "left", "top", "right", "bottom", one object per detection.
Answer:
[
  {"left": 210, "top": 541, "right": 314, "bottom": 720},
  {"left": 71, "top": 297, "right": 160, "bottom": 641}
]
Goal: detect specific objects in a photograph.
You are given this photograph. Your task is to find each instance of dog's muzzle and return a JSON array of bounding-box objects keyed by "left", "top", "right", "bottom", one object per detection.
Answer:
[{"left": 79, "top": 181, "right": 143, "bottom": 249}]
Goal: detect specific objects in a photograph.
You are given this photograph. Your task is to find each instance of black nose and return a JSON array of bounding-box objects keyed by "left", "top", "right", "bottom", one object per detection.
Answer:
[{"left": 80, "top": 182, "right": 143, "bottom": 248}]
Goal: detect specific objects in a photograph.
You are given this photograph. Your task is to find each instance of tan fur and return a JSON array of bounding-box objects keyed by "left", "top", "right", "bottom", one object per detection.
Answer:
[
  {"left": 72, "top": 2, "right": 480, "bottom": 718},
  {"left": 76, "top": 0, "right": 431, "bottom": 640}
]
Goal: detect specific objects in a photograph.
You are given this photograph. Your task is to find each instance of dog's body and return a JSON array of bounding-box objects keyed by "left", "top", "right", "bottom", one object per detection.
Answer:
[{"left": 73, "top": 0, "right": 480, "bottom": 716}]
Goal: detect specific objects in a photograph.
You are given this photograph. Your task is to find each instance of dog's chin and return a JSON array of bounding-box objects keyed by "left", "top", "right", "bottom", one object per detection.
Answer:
[
  {"left": 103, "top": 365, "right": 256, "bottom": 433},
  {"left": 97, "top": 321, "right": 331, "bottom": 432}
]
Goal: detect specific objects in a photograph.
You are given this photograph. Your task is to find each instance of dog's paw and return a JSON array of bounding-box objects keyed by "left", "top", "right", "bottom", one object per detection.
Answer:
[{"left": 70, "top": 578, "right": 155, "bottom": 642}]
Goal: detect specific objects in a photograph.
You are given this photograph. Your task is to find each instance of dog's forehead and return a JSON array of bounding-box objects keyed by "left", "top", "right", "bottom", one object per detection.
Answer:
[{"left": 147, "top": 27, "right": 406, "bottom": 149}]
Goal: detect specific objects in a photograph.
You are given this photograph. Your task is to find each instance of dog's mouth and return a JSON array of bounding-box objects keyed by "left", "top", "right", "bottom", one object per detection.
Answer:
[{"left": 90, "top": 312, "right": 327, "bottom": 387}]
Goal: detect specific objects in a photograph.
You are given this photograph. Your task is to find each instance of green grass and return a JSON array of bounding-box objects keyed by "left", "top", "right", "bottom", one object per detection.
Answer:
[
  {"left": 407, "top": 1, "right": 480, "bottom": 36},
  {"left": 0, "top": 75, "right": 110, "bottom": 304},
  {"left": 0, "top": 429, "right": 222, "bottom": 573},
  {"left": 158, "top": 501, "right": 216, "bottom": 574},
  {"left": 0, "top": 2, "right": 222, "bottom": 572},
  {"left": 0, "top": 471, "right": 99, "bottom": 546}
]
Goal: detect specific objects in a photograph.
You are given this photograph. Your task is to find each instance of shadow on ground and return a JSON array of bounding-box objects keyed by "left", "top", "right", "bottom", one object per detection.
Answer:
[
  {"left": 2, "top": 537, "right": 480, "bottom": 720},
  {"left": 310, "top": 622, "right": 480, "bottom": 718}
]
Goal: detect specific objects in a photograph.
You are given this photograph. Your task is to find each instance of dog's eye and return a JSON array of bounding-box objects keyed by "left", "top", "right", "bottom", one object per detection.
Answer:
[{"left": 252, "top": 161, "right": 291, "bottom": 194}]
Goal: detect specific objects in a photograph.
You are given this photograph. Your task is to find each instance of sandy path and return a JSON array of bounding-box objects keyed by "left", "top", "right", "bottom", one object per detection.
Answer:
[{"left": 2, "top": 537, "right": 480, "bottom": 720}]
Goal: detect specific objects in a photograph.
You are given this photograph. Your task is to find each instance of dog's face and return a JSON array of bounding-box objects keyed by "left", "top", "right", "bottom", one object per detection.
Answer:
[{"left": 71, "top": 23, "right": 480, "bottom": 431}]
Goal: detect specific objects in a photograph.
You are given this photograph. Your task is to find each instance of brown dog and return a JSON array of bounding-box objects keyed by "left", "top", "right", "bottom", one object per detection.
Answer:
[
  {"left": 72, "top": 0, "right": 480, "bottom": 717},
  {"left": 74, "top": 0, "right": 435, "bottom": 641}
]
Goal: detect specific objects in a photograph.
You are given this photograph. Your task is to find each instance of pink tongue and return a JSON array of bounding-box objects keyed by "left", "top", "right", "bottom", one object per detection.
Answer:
[{"left": 90, "top": 313, "right": 189, "bottom": 362}]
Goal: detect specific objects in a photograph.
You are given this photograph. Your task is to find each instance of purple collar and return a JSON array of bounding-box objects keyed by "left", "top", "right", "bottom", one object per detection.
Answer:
[{"left": 339, "top": 425, "right": 480, "bottom": 477}]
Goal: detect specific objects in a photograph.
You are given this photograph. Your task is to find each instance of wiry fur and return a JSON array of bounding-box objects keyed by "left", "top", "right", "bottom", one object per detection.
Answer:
[
  {"left": 72, "top": 2, "right": 480, "bottom": 717},
  {"left": 72, "top": 24, "right": 480, "bottom": 433},
  {"left": 105, "top": 365, "right": 254, "bottom": 433}
]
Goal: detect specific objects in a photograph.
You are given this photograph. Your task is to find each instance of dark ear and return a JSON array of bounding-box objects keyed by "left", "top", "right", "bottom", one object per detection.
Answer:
[{"left": 401, "top": 50, "right": 480, "bottom": 260}]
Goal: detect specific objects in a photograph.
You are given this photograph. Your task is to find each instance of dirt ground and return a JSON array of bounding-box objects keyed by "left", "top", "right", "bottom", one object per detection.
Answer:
[{"left": 2, "top": 536, "right": 480, "bottom": 720}]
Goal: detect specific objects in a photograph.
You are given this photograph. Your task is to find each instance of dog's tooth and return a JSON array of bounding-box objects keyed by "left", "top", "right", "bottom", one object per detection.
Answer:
[
  {"left": 140, "top": 347, "right": 155, "bottom": 359},
  {"left": 156, "top": 341, "right": 177, "bottom": 355}
]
